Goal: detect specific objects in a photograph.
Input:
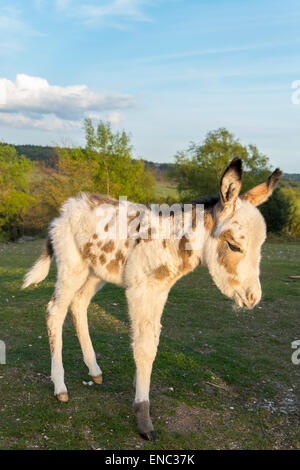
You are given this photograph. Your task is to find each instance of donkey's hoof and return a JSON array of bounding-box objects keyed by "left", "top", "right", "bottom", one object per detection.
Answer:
[
  {"left": 139, "top": 431, "right": 156, "bottom": 441},
  {"left": 92, "top": 375, "right": 103, "bottom": 385},
  {"left": 56, "top": 392, "right": 69, "bottom": 402}
]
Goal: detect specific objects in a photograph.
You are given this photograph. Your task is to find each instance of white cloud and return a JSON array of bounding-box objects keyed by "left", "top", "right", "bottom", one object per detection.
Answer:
[
  {"left": 0, "top": 74, "right": 135, "bottom": 131},
  {"left": 107, "top": 111, "right": 125, "bottom": 126},
  {"left": 85, "top": 111, "right": 125, "bottom": 127},
  {"left": 0, "top": 112, "right": 80, "bottom": 131}
]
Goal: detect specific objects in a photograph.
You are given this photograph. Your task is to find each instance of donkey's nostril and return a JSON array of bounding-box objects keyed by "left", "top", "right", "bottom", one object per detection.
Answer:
[{"left": 247, "top": 292, "right": 257, "bottom": 306}]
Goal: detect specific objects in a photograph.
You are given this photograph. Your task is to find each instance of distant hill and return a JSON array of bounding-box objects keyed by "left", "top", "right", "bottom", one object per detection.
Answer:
[
  {"left": 1, "top": 144, "right": 58, "bottom": 166},
  {"left": 4, "top": 143, "right": 300, "bottom": 182},
  {"left": 282, "top": 173, "right": 300, "bottom": 182}
]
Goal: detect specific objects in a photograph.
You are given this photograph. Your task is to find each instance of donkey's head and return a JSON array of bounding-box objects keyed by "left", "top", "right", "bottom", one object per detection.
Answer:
[{"left": 204, "top": 158, "right": 282, "bottom": 309}]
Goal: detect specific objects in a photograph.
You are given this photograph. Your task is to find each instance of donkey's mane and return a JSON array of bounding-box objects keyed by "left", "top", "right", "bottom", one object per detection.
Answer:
[{"left": 192, "top": 195, "right": 220, "bottom": 209}]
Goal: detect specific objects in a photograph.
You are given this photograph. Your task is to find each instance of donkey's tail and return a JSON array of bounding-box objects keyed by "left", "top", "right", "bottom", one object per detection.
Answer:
[{"left": 22, "top": 237, "right": 54, "bottom": 289}]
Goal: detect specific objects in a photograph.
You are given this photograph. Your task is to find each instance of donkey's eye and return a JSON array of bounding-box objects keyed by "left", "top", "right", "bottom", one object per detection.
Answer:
[{"left": 227, "top": 241, "right": 242, "bottom": 252}]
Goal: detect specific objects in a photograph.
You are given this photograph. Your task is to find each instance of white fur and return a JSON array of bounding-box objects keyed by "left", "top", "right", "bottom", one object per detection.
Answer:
[
  {"left": 22, "top": 253, "right": 52, "bottom": 289},
  {"left": 22, "top": 170, "right": 275, "bottom": 435}
]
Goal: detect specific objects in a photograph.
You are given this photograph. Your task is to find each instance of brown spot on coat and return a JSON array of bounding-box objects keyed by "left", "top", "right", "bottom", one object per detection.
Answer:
[
  {"left": 128, "top": 211, "right": 141, "bottom": 226},
  {"left": 82, "top": 241, "right": 97, "bottom": 265},
  {"left": 46, "top": 298, "right": 56, "bottom": 355},
  {"left": 102, "top": 240, "right": 115, "bottom": 253},
  {"left": 125, "top": 240, "right": 129, "bottom": 248},
  {"left": 228, "top": 277, "right": 240, "bottom": 288},
  {"left": 90, "top": 254, "right": 97, "bottom": 266},
  {"left": 162, "top": 239, "right": 167, "bottom": 248},
  {"left": 204, "top": 211, "right": 214, "bottom": 232},
  {"left": 82, "top": 242, "right": 93, "bottom": 259},
  {"left": 106, "top": 249, "right": 126, "bottom": 274},
  {"left": 115, "top": 250, "right": 126, "bottom": 264},
  {"left": 47, "top": 326, "right": 55, "bottom": 355},
  {"left": 178, "top": 236, "right": 193, "bottom": 274},
  {"left": 99, "top": 254, "right": 106, "bottom": 265},
  {"left": 217, "top": 230, "right": 243, "bottom": 275},
  {"left": 87, "top": 194, "right": 119, "bottom": 208},
  {"left": 104, "top": 223, "right": 109, "bottom": 232},
  {"left": 106, "top": 259, "right": 120, "bottom": 274},
  {"left": 92, "top": 234, "right": 98, "bottom": 240},
  {"left": 154, "top": 264, "right": 170, "bottom": 280}
]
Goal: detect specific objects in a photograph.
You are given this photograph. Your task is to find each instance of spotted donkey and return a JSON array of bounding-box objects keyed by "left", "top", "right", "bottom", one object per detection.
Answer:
[{"left": 23, "top": 158, "right": 282, "bottom": 440}]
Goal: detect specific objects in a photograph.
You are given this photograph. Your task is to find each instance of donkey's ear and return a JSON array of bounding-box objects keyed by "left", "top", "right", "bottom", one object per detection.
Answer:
[
  {"left": 240, "top": 168, "right": 282, "bottom": 206},
  {"left": 220, "top": 158, "right": 243, "bottom": 206}
]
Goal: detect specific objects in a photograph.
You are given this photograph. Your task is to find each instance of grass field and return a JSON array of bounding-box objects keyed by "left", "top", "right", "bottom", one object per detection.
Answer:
[
  {"left": 0, "top": 240, "right": 299, "bottom": 450},
  {"left": 154, "top": 184, "right": 179, "bottom": 201}
]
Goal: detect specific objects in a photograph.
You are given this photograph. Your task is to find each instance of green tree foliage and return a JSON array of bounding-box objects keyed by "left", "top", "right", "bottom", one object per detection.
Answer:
[
  {"left": 21, "top": 148, "right": 98, "bottom": 235},
  {"left": 170, "top": 128, "right": 300, "bottom": 234},
  {"left": 260, "top": 188, "right": 294, "bottom": 234},
  {"left": 9, "top": 144, "right": 57, "bottom": 166},
  {"left": 0, "top": 144, "right": 34, "bottom": 240},
  {"left": 171, "top": 128, "right": 271, "bottom": 201},
  {"left": 279, "top": 184, "right": 300, "bottom": 236},
  {"left": 84, "top": 119, "right": 154, "bottom": 202},
  {"left": 20, "top": 121, "right": 154, "bottom": 237}
]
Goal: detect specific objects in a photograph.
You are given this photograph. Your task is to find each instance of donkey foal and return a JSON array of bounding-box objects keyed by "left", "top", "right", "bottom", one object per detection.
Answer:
[{"left": 22, "top": 158, "right": 282, "bottom": 440}]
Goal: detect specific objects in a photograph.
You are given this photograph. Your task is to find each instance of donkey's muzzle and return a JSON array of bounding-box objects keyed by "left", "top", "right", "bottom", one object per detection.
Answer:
[{"left": 234, "top": 289, "right": 261, "bottom": 310}]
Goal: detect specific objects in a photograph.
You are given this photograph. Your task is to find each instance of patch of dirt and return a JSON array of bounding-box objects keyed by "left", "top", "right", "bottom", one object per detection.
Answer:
[
  {"left": 164, "top": 401, "right": 299, "bottom": 449},
  {"left": 244, "top": 377, "right": 300, "bottom": 417},
  {"left": 165, "top": 403, "right": 223, "bottom": 434},
  {"left": 245, "top": 393, "right": 300, "bottom": 417}
]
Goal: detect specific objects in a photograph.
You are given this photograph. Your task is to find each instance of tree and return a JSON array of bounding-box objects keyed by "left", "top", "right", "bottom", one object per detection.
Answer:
[
  {"left": 21, "top": 149, "right": 98, "bottom": 235},
  {"left": 276, "top": 184, "right": 300, "bottom": 236},
  {"left": 170, "top": 128, "right": 271, "bottom": 201},
  {"left": 84, "top": 119, "right": 154, "bottom": 203},
  {"left": 260, "top": 188, "right": 294, "bottom": 234},
  {"left": 20, "top": 120, "right": 155, "bottom": 237},
  {"left": 0, "top": 144, "right": 34, "bottom": 240}
]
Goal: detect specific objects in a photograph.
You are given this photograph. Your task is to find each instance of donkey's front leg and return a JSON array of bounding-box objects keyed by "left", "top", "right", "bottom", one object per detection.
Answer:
[{"left": 127, "top": 286, "right": 168, "bottom": 440}]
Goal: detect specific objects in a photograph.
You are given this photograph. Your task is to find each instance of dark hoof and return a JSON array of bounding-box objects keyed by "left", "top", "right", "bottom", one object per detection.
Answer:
[{"left": 139, "top": 431, "right": 156, "bottom": 441}]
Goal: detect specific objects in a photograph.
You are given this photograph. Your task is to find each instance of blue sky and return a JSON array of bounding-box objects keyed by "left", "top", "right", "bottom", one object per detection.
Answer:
[{"left": 0, "top": 0, "right": 300, "bottom": 172}]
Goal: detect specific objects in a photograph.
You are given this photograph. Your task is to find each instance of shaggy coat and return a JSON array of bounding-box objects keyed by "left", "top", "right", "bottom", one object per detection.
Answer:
[{"left": 23, "top": 158, "right": 282, "bottom": 440}]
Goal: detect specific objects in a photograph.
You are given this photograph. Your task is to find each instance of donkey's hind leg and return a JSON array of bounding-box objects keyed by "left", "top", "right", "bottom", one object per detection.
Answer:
[
  {"left": 47, "top": 264, "right": 89, "bottom": 402},
  {"left": 70, "top": 273, "right": 105, "bottom": 383}
]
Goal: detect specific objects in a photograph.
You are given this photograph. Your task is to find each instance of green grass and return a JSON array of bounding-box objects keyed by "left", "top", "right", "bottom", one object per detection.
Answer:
[
  {"left": 154, "top": 184, "right": 179, "bottom": 200},
  {"left": 0, "top": 240, "right": 299, "bottom": 449}
]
